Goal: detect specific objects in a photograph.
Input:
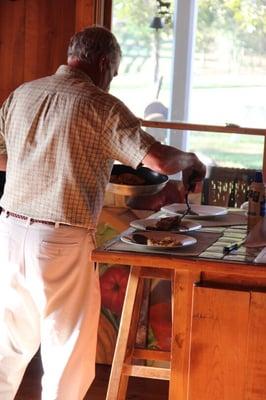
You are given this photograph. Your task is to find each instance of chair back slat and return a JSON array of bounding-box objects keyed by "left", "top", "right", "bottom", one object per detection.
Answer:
[{"left": 202, "top": 166, "right": 257, "bottom": 207}]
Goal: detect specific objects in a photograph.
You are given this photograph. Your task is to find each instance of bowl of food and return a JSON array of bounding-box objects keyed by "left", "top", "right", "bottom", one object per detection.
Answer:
[{"left": 107, "top": 164, "right": 169, "bottom": 196}]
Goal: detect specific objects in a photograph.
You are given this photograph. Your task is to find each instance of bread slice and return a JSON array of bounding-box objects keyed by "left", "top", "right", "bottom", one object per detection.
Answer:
[{"left": 147, "top": 236, "right": 182, "bottom": 247}]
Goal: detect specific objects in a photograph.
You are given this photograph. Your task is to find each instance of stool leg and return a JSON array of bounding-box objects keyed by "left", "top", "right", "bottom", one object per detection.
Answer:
[
  {"left": 117, "top": 276, "right": 146, "bottom": 400},
  {"left": 106, "top": 266, "right": 141, "bottom": 400},
  {"left": 116, "top": 375, "right": 130, "bottom": 400},
  {"left": 124, "top": 277, "right": 145, "bottom": 362},
  {"left": 135, "top": 279, "right": 151, "bottom": 351}
]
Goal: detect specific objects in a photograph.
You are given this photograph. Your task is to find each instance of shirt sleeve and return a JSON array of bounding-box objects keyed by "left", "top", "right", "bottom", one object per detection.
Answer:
[{"left": 103, "top": 100, "right": 157, "bottom": 169}]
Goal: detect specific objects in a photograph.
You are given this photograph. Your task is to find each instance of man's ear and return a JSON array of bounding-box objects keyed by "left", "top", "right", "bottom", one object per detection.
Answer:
[{"left": 99, "top": 55, "right": 110, "bottom": 72}]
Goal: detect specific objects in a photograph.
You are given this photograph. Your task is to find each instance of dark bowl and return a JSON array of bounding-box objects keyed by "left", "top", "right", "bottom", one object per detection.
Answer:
[{"left": 107, "top": 164, "right": 169, "bottom": 196}]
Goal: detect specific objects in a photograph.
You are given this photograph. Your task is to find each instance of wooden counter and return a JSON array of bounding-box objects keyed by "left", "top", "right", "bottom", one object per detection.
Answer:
[{"left": 92, "top": 217, "right": 266, "bottom": 400}]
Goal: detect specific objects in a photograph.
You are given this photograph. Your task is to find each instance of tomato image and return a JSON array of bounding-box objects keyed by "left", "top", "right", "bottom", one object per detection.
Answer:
[{"left": 100, "top": 266, "right": 130, "bottom": 316}]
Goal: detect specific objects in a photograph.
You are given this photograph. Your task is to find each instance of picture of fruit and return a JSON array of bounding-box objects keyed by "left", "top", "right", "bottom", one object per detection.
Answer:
[{"left": 100, "top": 265, "right": 130, "bottom": 316}]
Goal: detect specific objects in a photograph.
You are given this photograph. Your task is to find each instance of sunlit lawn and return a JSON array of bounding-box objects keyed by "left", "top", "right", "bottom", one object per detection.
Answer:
[{"left": 188, "top": 132, "right": 264, "bottom": 169}]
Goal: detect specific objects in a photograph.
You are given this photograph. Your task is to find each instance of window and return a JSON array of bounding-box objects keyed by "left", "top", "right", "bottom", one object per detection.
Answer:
[
  {"left": 111, "top": 0, "right": 174, "bottom": 144},
  {"left": 111, "top": 0, "right": 265, "bottom": 170},
  {"left": 189, "top": 0, "right": 265, "bottom": 169}
]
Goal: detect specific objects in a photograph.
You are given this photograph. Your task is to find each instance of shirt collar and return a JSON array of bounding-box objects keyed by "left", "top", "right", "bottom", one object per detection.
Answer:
[{"left": 55, "top": 65, "right": 94, "bottom": 84}]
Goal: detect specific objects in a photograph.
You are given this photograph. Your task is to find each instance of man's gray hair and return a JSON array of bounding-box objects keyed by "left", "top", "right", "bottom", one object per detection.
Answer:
[{"left": 67, "top": 26, "right": 122, "bottom": 64}]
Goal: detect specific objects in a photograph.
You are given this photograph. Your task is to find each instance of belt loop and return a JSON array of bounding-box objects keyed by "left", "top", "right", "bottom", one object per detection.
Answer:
[
  {"left": 26, "top": 217, "right": 31, "bottom": 227},
  {"left": 55, "top": 222, "right": 60, "bottom": 229}
]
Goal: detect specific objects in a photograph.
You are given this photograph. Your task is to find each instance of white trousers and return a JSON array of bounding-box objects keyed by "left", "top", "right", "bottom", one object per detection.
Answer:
[{"left": 0, "top": 213, "right": 101, "bottom": 400}]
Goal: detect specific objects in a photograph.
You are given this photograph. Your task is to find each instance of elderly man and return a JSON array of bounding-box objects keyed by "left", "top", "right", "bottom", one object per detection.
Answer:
[{"left": 0, "top": 26, "right": 205, "bottom": 399}]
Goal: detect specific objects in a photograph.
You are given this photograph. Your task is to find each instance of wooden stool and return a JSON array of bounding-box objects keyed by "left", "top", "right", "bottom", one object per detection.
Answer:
[{"left": 105, "top": 265, "right": 184, "bottom": 400}]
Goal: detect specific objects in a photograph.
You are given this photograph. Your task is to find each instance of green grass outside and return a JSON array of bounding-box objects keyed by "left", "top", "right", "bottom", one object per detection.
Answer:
[{"left": 189, "top": 132, "right": 264, "bottom": 169}]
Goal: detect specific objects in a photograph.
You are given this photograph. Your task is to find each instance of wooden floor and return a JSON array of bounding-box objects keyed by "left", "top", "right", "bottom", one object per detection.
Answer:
[{"left": 15, "top": 352, "right": 168, "bottom": 400}]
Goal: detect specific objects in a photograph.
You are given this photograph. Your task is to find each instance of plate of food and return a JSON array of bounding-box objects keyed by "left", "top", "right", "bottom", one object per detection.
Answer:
[
  {"left": 121, "top": 230, "right": 197, "bottom": 249},
  {"left": 161, "top": 203, "right": 228, "bottom": 219},
  {"left": 130, "top": 215, "right": 201, "bottom": 232}
]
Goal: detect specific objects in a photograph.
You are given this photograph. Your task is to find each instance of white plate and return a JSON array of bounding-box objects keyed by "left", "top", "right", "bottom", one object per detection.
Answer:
[
  {"left": 161, "top": 203, "right": 228, "bottom": 219},
  {"left": 130, "top": 218, "right": 201, "bottom": 232},
  {"left": 121, "top": 230, "right": 197, "bottom": 249}
]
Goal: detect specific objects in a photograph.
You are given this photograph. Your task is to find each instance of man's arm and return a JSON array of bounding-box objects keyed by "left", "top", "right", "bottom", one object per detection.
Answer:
[
  {"left": 142, "top": 141, "right": 206, "bottom": 191},
  {"left": 0, "top": 154, "right": 7, "bottom": 171},
  {"left": 0, "top": 131, "right": 7, "bottom": 172},
  {"left": 0, "top": 96, "right": 10, "bottom": 171},
  {"left": 0, "top": 100, "right": 8, "bottom": 171}
]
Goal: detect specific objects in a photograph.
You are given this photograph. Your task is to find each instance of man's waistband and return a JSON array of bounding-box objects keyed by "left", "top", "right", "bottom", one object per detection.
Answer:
[{"left": 1, "top": 209, "right": 69, "bottom": 228}]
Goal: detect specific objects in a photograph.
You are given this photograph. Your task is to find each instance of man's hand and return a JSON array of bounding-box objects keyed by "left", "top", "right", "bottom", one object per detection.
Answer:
[{"left": 182, "top": 155, "right": 206, "bottom": 193}]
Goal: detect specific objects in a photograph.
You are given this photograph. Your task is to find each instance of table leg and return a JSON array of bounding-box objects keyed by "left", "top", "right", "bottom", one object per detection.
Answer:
[{"left": 169, "top": 269, "right": 200, "bottom": 400}]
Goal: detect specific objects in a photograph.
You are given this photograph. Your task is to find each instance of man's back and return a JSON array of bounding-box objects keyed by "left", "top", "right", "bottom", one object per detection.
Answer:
[{"left": 0, "top": 65, "right": 120, "bottom": 227}]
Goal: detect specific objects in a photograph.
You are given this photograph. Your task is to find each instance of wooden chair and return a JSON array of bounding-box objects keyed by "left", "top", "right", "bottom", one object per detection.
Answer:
[{"left": 201, "top": 166, "right": 257, "bottom": 207}]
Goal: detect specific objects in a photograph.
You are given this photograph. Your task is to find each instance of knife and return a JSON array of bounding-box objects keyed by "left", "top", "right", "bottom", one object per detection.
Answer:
[{"left": 223, "top": 239, "right": 246, "bottom": 253}]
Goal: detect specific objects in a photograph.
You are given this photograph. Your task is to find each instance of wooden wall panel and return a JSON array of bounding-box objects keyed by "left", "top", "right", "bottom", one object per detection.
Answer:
[
  {"left": 75, "top": 0, "right": 95, "bottom": 31},
  {"left": 0, "top": 0, "right": 109, "bottom": 105},
  {"left": 245, "top": 292, "right": 266, "bottom": 400},
  {"left": 0, "top": 0, "right": 26, "bottom": 103},
  {"left": 189, "top": 286, "right": 250, "bottom": 400},
  {"left": 103, "top": 0, "right": 112, "bottom": 29},
  {"left": 24, "top": 0, "right": 76, "bottom": 82},
  {"left": 75, "top": 0, "right": 112, "bottom": 31}
]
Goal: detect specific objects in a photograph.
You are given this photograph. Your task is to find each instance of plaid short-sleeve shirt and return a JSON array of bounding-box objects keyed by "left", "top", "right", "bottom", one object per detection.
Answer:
[{"left": 0, "top": 65, "right": 156, "bottom": 228}]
